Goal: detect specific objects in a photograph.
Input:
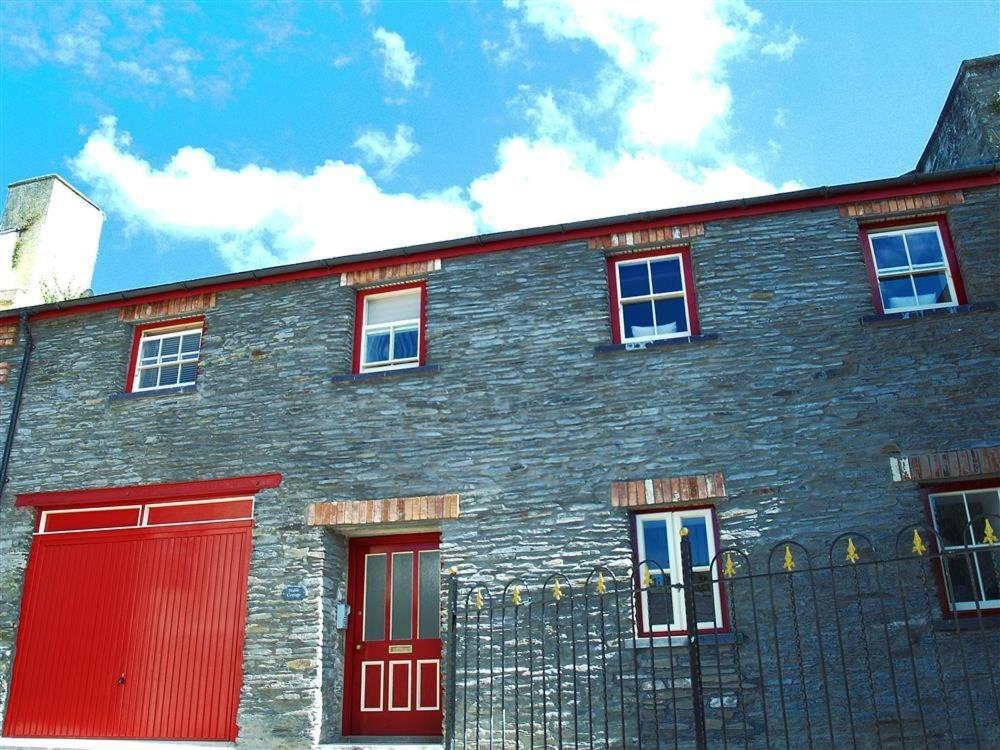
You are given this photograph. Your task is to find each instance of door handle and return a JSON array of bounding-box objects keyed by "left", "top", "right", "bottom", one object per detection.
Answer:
[
  {"left": 116, "top": 674, "right": 126, "bottom": 686},
  {"left": 355, "top": 644, "right": 361, "bottom": 651}
]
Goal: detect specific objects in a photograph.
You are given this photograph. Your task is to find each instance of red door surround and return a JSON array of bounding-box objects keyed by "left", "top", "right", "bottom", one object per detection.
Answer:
[{"left": 344, "top": 533, "right": 443, "bottom": 738}]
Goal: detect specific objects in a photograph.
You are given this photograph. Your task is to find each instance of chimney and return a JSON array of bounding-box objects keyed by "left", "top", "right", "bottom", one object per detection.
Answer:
[{"left": 0, "top": 174, "right": 104, "bottom": 309}]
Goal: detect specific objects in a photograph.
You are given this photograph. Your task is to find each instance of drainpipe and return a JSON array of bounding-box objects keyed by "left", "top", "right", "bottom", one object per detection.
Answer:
[{"left": 0, "top": 312, "right": 34, "bottom": 505}]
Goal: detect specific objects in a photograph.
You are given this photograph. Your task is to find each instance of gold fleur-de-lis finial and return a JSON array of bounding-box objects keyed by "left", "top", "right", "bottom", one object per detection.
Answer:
[
  {"left": 595, "top": 571, "right": 607, "bottom": 595},
  {"left": 845, "top": 537, "right": 859, "bottom": 564},
  {"left": 723, "top": 552, "right": 737, "bottom": 578},
  {"left": 983, "top": 519, "right": 999, "bottom": 545},
  {"left": 512, "top": 585, "right": 522, "bottom": 606},
  {"left": 912, "top": 529, "right": 927, "bottom": 556},
  {"left": 552, "top": 578, "right": 563, "bottom": 601},
  {"left": 474, "top": 589, "right": 484, "bottom": 611},
  {"left": 641, "top": 566, "right": 653, "bottom": 588},
  {"left": 783, "top": 545, "right": 795, "bottom": 572}
]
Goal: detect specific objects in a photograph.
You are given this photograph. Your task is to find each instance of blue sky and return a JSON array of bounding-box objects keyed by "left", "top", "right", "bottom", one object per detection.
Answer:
[{"left": 1, "top": 0, "right": 996, "bottom": 295}]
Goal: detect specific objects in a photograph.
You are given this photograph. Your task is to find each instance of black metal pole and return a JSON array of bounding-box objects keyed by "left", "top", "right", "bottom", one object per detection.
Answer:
[
  {"left": 681, "top": 529, "right": 708, "bottom": 750},
  {"left": 444, "top": 568, "right": 459, "bottom": 749},
  {"left": 0, "top": 312, "right": 33, "bottom": 505}
]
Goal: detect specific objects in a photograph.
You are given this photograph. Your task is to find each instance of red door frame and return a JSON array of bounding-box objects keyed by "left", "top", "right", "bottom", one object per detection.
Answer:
[{"left": 343, "top": 532, "right": 442, "bottom": 738}]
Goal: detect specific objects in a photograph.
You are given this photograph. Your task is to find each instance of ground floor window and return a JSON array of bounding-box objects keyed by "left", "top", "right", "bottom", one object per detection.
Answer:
[
  {"left": 632, "top": 506, "right": 723, "bottom": 634},
  {"left": 929, "top": 485, "right": 1000, "bottom": 612}
]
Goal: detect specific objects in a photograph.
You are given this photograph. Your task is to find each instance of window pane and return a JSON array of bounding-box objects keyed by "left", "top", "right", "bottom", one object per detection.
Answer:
[
  {"left": 641, "top": 518, "right": 669, "bottom": 571},
  {"left": 945, "top": 553, "right": 979, "bottom": 604},
  {"left": 367, "top": 291, "right": 420, "bottom": 325},
  {"left": 141, "top": 340, "right": 159, "bottom": 358},
  {"left": 160, "top": 336, "right": 181, "bottom": 357},
  {"left": 622, "top": 300, "right": 655, "bottom": 340},
  {"left": 179, "top": 362, "right": 198, "bottom": 384},
  {"left": 650, "top": 257, "right": 683, "bottom": 294},
  {"left": 933, "top": 495, "right": 969, "bottom": 547},
  {"left": 912, "top": 272, "right": 952, "bottom": 306},
  {"left": 966, "top": 491, "right": 1000, "bottom": 544},
  {"left": 418, "top": 551, "right": 440, "bottom": 639},
  {"left": 180, "top": 332, "right": 201, "bottom": 353},
  {"left": 871, "top": 235, "right": 907, "bottom": 270},
  {"left": 691, "top": 571, "right": 718, "bottom": 625},
  {"left": 158, "top": 364, "right": 180, "bottom": 386},
  {"left": 653, "top": 297, "right": 688, "bottom": 335},
  {"left": 681, "top": 517, "right": 710, "bottom": 567},
  {"left": 618, "top": 262, "right": 650, "bottom": 298},
  {"left": 905, "top": 230, "right": 944, "bottom": 266},
  {"left": 976, "top": 551, "right": 1000, "bottom": 601},
  {"left": 391, "top": 552, "right": 413, "bottom": 640},
  {"left": 139, "top": 369, "right": 157, "bottom": 389},
  {"left": 393, "top": 327, "right": 419, "bottom": 360},
  {"left": 363, "top": 554, "right": 387, "bottom": 641},
  {"left": 365, "top": 332, "right": 391, "bottom": 364},
  {"left": 879, "top": 276, "right": 916, "bottom": 310},
  {"left": 646, "top": 587, "right": 673, "bottom": 628}
]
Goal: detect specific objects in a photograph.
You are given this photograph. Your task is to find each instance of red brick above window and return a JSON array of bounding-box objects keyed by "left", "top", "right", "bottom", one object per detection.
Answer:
[
  {"left": 611, "top": 473, "right": 726, "bottom": 509},
  {"left": 307, "top": 494, "right": 460, "bottom": 526},
  {"left": 0, "top": 323, "right": 18, "bottom": 347},
  {"left": 119, "top": 293, "right": 217, "bottom": 323},
  {"left": 890, "top": 447, "right": 1000, "bottom": 484},
  {"left": 839, "top": 190, "right": 964, "bottom": 218},
  {"left": 340, "top": 259, "right": 441, "bottom": 287},
  {"left": 588, "top": 223, "right": 705, "bottom": 251}
]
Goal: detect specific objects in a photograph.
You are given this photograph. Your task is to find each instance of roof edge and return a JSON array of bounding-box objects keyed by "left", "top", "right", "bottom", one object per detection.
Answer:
[
  {"left": 6, "top": 173, "right": 104, "bottom": 214},
  {"left": 3, "top": 164, "right": 997, "bottom": 323}
]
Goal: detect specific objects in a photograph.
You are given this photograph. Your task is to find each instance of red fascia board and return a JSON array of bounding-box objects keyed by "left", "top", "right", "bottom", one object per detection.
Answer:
[
  {"left": 16, "top": 472, "right": 283, "bottom": 509},
  {"left": 4, "top": 172, "right": 997, "bottom": 327}
]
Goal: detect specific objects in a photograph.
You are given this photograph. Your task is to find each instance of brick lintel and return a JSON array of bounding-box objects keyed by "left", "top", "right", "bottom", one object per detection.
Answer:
[
  {"left": 307, "top": 493, "right": 460, "bottom": 526},
  {"left": 889, "top": 446, "right": 1000, "bottom": 484},
  {"left": 611, "top": 472, "right": 726, "bottom": 509}
]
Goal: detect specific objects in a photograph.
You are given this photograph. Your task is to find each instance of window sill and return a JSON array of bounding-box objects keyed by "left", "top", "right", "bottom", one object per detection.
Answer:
[
  {"left": 595, "top": 332, "right": 719, "bottom": 355},
  {"left": 332, "top": 364, "right": 441, "bottom": 383},
  {"left": 860, "top": 301, "right": 996, "bottom": 327},
  {"left": 932, "top": 614, "right": 1000, "bottom": 632},
  {"left": 109, "top": 385, "right": 198, "bottom": 401},
  {"left": 625, "top": 630, "right": 739, "bottom": 649}
]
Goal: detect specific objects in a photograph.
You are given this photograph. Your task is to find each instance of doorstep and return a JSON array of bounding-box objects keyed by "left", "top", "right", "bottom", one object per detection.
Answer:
[
  {"left": 0, "top": 740, "right": 233, "bottom": 750},
  {"left": 321, "top": 742, "right": 441, "bottom": 750}
]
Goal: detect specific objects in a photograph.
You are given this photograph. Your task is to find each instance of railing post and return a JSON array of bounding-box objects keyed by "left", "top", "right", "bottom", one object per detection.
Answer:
[
  {"left": 444, "top": 567, "right": 459, "bottom": 749},
  {"left": 680, "top": 528, "right": 708, "bottom": 750}
]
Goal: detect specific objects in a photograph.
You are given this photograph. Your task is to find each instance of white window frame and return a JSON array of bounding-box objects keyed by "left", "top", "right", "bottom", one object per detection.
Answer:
[
  {"left": 614, "top": 251, "right": 692, "bottom": 344},
  {"left": 131, "top": 322, "right": 203, "bottom": 392},
  {"left": 360, "top": 287, "right": 422, "bottom": 373},
  {"left": 634, "top": 507, "right": 722, "bottom": 634},
  {"left": 866, "top": 223, "right": 959, "bottom": 314},
  {"left": 929, "top": 486, "right": 1000, "bottom": 612}
]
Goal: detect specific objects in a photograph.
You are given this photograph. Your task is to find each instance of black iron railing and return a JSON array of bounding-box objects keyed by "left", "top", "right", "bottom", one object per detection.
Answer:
[{"left": 443, "top": 518, "right": 1000, "bottom": 749}]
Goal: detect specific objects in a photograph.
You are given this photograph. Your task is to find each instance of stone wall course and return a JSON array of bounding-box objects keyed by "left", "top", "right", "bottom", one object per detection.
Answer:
[{"left": 0, "top": 186, "right": 996, "bottom": 746}]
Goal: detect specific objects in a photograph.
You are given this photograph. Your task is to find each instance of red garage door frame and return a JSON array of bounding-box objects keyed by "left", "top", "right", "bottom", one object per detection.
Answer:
[{"left": 4, "top": 473, "right": 281, "bottom": 742}]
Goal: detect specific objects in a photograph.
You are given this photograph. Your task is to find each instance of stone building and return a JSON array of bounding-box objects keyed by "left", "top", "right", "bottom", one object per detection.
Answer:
[{"left": 0, "top": 56, "right": 997, "bottom": 750}]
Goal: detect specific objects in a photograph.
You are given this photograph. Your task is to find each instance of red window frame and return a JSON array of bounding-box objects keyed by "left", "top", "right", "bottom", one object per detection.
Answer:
[
  {"left": 352, "top": 280, "right": 428, "bottom": 374},
  {"left": 858, "top": 216, "right": 967, "bottom": 316},
  {"left": 629, "top": 504, "right": 729, "bottom": 637},
  {"left": 125, "top": 315, "right": 205, "bottom": 393},
  {"left": 606, "top": 246, "right": 701, "bottom": 345},
  {"left": 921, "top": 478, "right": 1000, "bottom": 619}
]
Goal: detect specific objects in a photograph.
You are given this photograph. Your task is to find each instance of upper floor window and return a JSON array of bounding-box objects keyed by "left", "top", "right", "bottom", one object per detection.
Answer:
[
  {"left": 128, "top": 319, "right": 203, "bottom": 392},
  {"left": 354, "top": 282, "right": 425, "bottom": 373},
  {"left": 607, "top": 248, "right": 699, "bottom": 345},
  {"left": 861, "top": 219, "right": 967, "bottom": 315},
  {"left": 929, "top": 486, "right": 1000, "bottom": 613},
  {"left": 633, "top": 507, "right": 723, "bottom": 635}
]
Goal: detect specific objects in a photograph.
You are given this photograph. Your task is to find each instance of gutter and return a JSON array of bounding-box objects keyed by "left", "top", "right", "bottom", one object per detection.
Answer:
[
  {"left": 1, "top": 163, "right": 997, "bottom": 325},
  {"left": 0, "top": 312, "right": 34, "bottom": 505}
]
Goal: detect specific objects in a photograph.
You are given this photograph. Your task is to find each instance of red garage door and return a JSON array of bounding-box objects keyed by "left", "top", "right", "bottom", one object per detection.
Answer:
[{"left": 4, "top": 497, "right": 254, "bottom": 741}]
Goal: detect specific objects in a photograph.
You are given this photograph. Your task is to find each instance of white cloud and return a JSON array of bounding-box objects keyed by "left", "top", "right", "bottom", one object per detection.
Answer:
[
  {"left": 71, "top": 118, "right": 476, "bottom": 270},
  {"left": 353, "top": 125, "right": 420, "bottom": 177},
  {"left": 69, "top": 2, "right": 804, "bottom": 274},
  {"left": 761, "top": 30, "right": 803, "bottom": 61},
  {"left": 372, "top": 27, "right": 418, "bottom": 88},
  {"left": 482, "top": 21, "right": 527, "bottom": 67},
  {"left": 773, "top": 107, "right": 788, "bottom": 128}
]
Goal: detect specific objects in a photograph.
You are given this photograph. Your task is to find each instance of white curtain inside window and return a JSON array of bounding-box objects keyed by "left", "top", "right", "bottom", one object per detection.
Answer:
[{"left": 367, "top": 291, "right": 420, "bottom": 325}]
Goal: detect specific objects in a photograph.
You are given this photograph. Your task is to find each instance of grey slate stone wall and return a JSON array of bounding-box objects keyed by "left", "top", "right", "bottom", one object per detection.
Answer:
[
  {"left": 918, "top": 55, "right": 1000, "bottom": 172},
  {"left": 0, "top": 185, "right": 997, "bottom": 747}
]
